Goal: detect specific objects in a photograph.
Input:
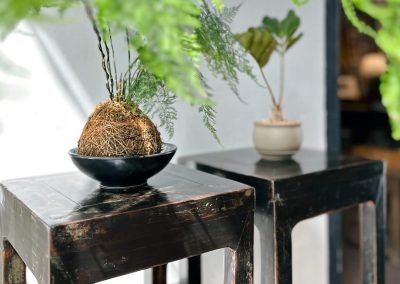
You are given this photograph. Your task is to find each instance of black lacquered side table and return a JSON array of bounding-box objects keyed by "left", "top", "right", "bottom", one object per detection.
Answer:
[
  {"left": 0, "top": 164, "right": 255, "bottom": 284},
  {"left": 180, "top": 148, "right": 386, "bottom": 284}
]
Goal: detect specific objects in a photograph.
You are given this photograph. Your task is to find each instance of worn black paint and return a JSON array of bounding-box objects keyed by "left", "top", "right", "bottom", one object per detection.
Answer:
[
  {"left": 0, "top": 164, "right": 255, "bottom": 284},
  {"left": 180, "top": 148, "right": 385, "bottom": 284}
]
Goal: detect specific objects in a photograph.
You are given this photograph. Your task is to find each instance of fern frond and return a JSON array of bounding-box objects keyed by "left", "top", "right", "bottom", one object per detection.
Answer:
[
  {"left": 211, "top": 0, "right": 224, "bottom": 12},
  {"left": 0, "top": 0, "right": 77, "bottom": 39},
  {"left": 199, "top": 104, "right": 220, "bottom": 144},
  {"left": 341, "top": 0, "right": 377, "bottom": 38},
  {"left": 94, "top": 0, "right": 208, "bottom": 106},
  {"left": 125, "top": 65, "right": 178, "bottom": 139},
  {"left": 197, "top": 2, "right": 256, "bottom": 101},
  {"left": 221, "top": 4, "right": 241, "bottom": 24},
  {"left": 198, "top": 73, "right": 221, "bottom": 143}
]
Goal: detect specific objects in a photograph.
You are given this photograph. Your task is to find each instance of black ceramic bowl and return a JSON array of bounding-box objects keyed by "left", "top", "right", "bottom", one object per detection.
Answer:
[{"left": 69, "top": 143, "right": 177, "bottom": 191}]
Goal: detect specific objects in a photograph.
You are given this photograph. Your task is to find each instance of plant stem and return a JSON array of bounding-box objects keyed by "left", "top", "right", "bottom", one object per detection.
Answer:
[
  {"left": 258, "top": 65, "right": 278, "bottom": 108},
  {"left": 103, "top": 35, "right": 114, "bottom": 99},
  {"left": 82, "top": 0, "right": 113, "bottom": 99},
  {"left": 108, "top": 24, "right": 118, "bottom": 94},
  {"left": 126, "top": 29, "right": 131, "bottom": 97},
  {"left": 278, "top": 51, "right": 285, "bottom": 106}
]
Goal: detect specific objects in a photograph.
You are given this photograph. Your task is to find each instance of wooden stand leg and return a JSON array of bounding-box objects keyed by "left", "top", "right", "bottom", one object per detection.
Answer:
[
  {"left": 188, "top": 255, "right": 201, "bottom": 284},
  {"left": 360, "top": 202, "right": 377, "bottom": 284},
  {"left": 255, "top": 212, "right": 274, "bottom": 284},
  {"left": 2, "top": 240, "right": 26, "bottom": 284},
  {"left": 152, "top": 264, "right": 167, "bottom": 284},
  {"left": 388, "top": 177, "right": 400, "bottom": 264},
  {"left": 275, "top": 224, "right": 292, "bottom": 284},
  {"left": 224, "top": 213, "right": 254, "bottom": 284},
  {"left": 360, "top": 178, "right": 386, "bottom": 284},
  {"left": 375, "top": 181, "right": 386, "bottom": 284}
]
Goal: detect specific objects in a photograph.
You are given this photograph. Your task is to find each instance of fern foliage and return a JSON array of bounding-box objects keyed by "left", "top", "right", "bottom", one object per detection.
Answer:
[
  {"left": 123, "top": 63, "right": 178, "bottom": 139},
  {"left": 197, "top": 2, "right": 256, "bottom": 100},
  {"left": 341, "top": 0, "right": 376, "bottom": 38},
  {"left": 342, "top": 0, "right": 400, "bottom": 140},
  {"left": 0, "top": 0, "right": 76, "bottom": 39},
  {"left": 0, "top": 0, "right": 255, "bottom": 142}
]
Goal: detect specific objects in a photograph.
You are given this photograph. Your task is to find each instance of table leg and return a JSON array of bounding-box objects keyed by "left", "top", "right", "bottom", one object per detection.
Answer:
[
  {"left": 375, "top": 180, "right": 386, "bottom": 284},
  {"left": 359, "top": 178, "right": 386, "bottom": 284},
  {"left": 275, "top": 224, "right": 293, "bottom": 284},
  {"left": 359, "top": 202, "right": 376, "bottom": 284},
  {"left": 188, "top": 255, "right": 201, "bottom": 284},
  {"left": 255, "top": 212, "right": 274, "bottom": 284},
  {"left": 388, "top": 176, "right": 400, "bottom": 264},
  {"left": 329, "top": 212, "right": 343, "bottom": 284},
  {"left": 224, "top": 213, "right": 254, "bottom": 284},
  {"left": 152, "top": 265, "right": 167, "bottom": 284},
  {"left": 2, "top": 240, "right": 26, "bottom": 284}
]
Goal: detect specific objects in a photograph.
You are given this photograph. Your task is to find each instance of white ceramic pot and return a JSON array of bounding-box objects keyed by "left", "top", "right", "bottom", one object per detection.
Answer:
[{"left": 253, "top": 119, "right": 302, "bottom": 161}]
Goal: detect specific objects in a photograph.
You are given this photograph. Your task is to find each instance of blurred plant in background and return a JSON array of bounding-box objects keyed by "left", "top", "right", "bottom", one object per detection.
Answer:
[
  {"left": 235, "top": 10, "right": 303, "bottom": 121},
  {"left": 342, "top": 0, "right": 400, "bottom": 139}
]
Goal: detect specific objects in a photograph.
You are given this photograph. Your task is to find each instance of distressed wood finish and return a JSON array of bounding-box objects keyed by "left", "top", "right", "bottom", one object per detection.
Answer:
[
  {"left": 2, "top": 241, "right": 26, "bottom": 284},
  {"left": 0, "top": 164, "right": 255, "bottom": 284},
  {"left": 180, "top": 148, "right": 386, "bottom": 284},
  {"left": 152, "top": 265, "right": 166, "bottom": 284}
]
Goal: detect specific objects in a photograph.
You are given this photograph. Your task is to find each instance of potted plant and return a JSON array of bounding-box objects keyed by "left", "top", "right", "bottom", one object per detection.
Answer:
[
  {"left": 0, "top": 0, "right": 254, "bottom": 190},
  {"left": 236, "top": 10, "right": 303, "bottom": 160},
  {"left": 341, "top": 0, "right": 400, "bottom": 141}
]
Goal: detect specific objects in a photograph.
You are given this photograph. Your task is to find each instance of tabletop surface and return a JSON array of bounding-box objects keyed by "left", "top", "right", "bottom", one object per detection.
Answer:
[
  {"left": 179, "top": 148, "right": 381, "bottom": 181},
  {"left": 0, "top": 164, "right": 252, "bottom": 226}
]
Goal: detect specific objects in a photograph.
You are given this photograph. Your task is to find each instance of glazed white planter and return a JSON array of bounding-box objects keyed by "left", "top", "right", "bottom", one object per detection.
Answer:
[{"left": 253, "top": 119, "right": 302, "bottom": 161}]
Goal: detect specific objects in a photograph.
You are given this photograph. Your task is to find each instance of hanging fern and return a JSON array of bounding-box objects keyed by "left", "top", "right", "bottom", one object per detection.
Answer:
[
  {"left": 0, "top": 0, "right": 255, "bottom": 142},
  {"left": 342, "top": 0, "right": 400, "bottom": 140},
  {"left": 0, "top": 0, "right": 76, "bottom": 39},
  {"left": 198, "top": 73, "right": 220, "bottom": 143},
  {"left": 196, "top": 2, "right": 256, "bottom": 101},
  {"left": 341, "top": 0, "right": 377, "bottom": 38}
]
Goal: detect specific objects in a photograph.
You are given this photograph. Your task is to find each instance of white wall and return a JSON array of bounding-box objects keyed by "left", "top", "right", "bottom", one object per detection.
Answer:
[
  {"left": 171, "top": 0, "right": 327, "bottom": 155},
  {"left": 0, "top": 0, "right": 328, "bottom": 283},
  {"left": 38, "top": 0, "right": 327, "bottom": 154}
]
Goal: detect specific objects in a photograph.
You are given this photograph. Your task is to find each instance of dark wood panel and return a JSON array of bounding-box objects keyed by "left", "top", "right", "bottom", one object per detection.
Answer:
[
  {"left": 180, "top": 148, "right": 385, "bottom": 284},
  {"left": 0, "top": 164, "right": 255, "bottom": 284}
]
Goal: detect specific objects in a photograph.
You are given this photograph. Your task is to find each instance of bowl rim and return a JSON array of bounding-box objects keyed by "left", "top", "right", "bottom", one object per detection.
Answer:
[{"left": 69, "top": 143, "right": 177, "bottom": 160}]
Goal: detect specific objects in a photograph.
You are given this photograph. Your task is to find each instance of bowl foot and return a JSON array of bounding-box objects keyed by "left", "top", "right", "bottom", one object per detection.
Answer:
[{"left": 100, "top": 182, "right": 148, "bottom": 193}]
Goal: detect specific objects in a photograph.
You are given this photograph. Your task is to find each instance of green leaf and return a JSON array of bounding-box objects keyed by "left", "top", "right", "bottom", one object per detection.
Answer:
[
  {"left": 262, "top": 16, "right": 280, "bottom": 35},
  {"left": 381, "top": 65, "right": 400, "bottom": 140},
  {"left": 0, "top": 0, "right": 256, "bottom": 142},
  {"left": 280, "top": 10, "right": 301, "bottom": 38},
  {"left": 286, "top": 33, "right": 303, "bottom": 50},
  {"left": 211, "top": 0, "right": 224, "bottom": 13},
  {"left": 291, "top": 0, "right": 309, "bottom": 6},
  {"left": 0, "top": 0, "right": 76, "bottom": 39},
  {"left": 236, "top": 27, "right": 276, "bottom": 68}
]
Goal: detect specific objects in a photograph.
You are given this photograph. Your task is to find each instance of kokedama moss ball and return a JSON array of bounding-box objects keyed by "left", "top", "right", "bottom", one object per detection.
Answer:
[{"left": 78, "top": 100, "right": 162, "bottom": 157}]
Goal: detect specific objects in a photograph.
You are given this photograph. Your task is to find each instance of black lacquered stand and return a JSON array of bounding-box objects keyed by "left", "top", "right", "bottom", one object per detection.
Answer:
[
  {"left": 180, "top": 148, "right": 386, "bottom": 284},
  {"left": 0, "top": 164, "right": 255, "bottom": 284}
]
